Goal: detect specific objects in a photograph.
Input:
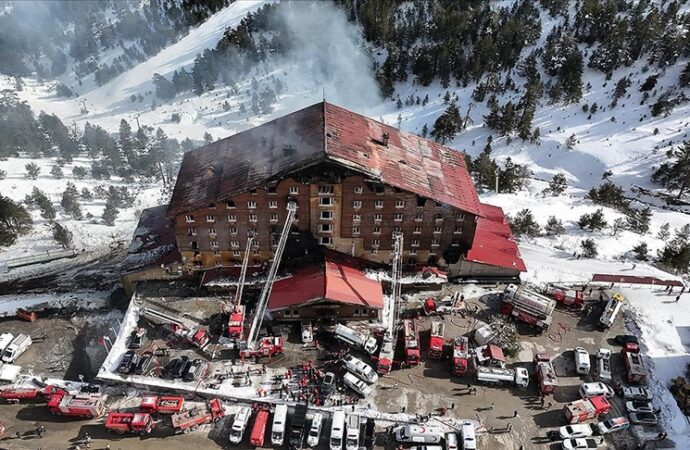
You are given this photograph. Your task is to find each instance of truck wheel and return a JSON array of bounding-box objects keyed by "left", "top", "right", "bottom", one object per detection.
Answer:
[{"left": 183, "top": 428, "right": 191, "bottom": 434}]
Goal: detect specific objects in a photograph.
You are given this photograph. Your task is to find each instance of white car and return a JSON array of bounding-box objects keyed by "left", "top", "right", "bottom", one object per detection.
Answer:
[
  {"left": 625, "top": 400, "right": 654, "bottom": 413},
  {"left": 596, "top": 417, "right": 630, "bottom": 434},
  {"left": 343, "top": 372, "right": 373, "bottom": 397},
  {"left": 558, "top": 424, "right": 593, "bottom": 439},
  {"left": 579, "top": 382, "right": 614, "bottom": 398},
  {"left": 306, "top": 413, "right": 323, "bottom": 447},
  {"left": 342, "top": 354, "right": 378, "bottom": 383},
  {"left": 301, "top": 322, "right": 314, "bottom": 343},
  {"left": 621, "top": 386, "right": 653, "bottom": 401},
  {"left": 561, "top": 437, "right": 604, "bottom": 450}
]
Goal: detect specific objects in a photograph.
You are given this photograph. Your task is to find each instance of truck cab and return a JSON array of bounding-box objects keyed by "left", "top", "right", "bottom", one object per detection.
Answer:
[
  {"left": 272, "top": 404, "right": 287, "bottom": 446},
  {"left": 330, "top": 410, "right": 345, "bottom": 450},
  {"left": 229, "top": 406, "right": 251, "bottom": 444},
  {"left": 345, "top": 415, "right": 360, "bottom": 450}
]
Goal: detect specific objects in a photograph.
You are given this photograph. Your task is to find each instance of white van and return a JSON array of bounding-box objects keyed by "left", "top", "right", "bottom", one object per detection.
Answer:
[
  {"left": 342, "top": 354, "right": 378, "bottom": 383},
  {"left": 345, "top": 415, "right": 360, "bottom": 450},
  {"left": 460, "top": 422, "right": 476, "bottom": 450},
  {"left": 0, "top": 333, "right": 14, "bottom": 354},
  {"left": 272, "top": 404, "right": 288, "bottom": 446},
  {"left": 574, "top": 347, "right": 590, "bottom": 375},
  {"left": 307, "top": 412, "right": 323, "bottom": 447},
  {"left": 330, "top": 410, "right": 345, "bottom": 450},
  {"left": 445, "top": 432, "right": 459, "bottom": 450},
  {"left": 596, "top": 348, "right": 612, "bottom": 382},
  {"left": 394, "top": 425, "right": 443, "bottom": 444},
  {"left": 343, "top": 372, "right": 372, "bottom": 397},
  {"left": 229, "top": 406, "right": 252, "bottom": 444},
  {"left": 599, "top": 293, "right": 625, "bottom": 328},
  {"left": 1, "top": 334, "right": 31, "bottom": 363},
  {"left": 334, "top": 324, "right": 378, "bottom": 354}
]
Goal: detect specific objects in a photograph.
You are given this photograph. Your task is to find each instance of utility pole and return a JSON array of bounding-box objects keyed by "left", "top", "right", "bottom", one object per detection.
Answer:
[{"left": 495, "top": 167, "right": 500, "bottom": 193}]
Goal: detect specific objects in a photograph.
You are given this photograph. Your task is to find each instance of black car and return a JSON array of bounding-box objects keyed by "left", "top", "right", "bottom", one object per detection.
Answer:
[
  {"left": 118, "top": 350, "right": 138, "bottom": 374},
  {"left": 614, "top": 335, "right": 639, "bottom": 346},
  {"left": 321, "top": 372, "right": 336, "bottom": 395},
  {"left": 129, "top": 329, "right": 146, "bottom": 349},
  {"left": 183, "top": 358, "right": 202, "bottom": 382},
  {"left": 169, "top": 356, "right": 190, "bottom": 379},
  {"left": 134, "top": 352, "right": 154, "bottom": 375},
  {"left": 363, "top": 418, "right": 375, "bottom": 450}
]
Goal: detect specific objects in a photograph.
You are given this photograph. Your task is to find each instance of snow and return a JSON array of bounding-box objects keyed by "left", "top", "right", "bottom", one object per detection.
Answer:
[{"left": 0, "top": 291, "right": 109, "bottom": 317}]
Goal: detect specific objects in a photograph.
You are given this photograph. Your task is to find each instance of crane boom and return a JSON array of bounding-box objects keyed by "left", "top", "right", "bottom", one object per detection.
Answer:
[
  {"left": 234, "top": 234, "right": 254, "bottom": 308},
  {"left": 376, "top": 232, "right": 403, "bottom": 374},
  {"left": 245, "top": 202, "right": 297, "bottom": 349}
]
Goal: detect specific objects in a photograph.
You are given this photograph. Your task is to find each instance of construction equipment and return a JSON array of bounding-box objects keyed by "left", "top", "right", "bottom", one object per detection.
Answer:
[
  {"left": 47, "top": 390, "right": 106, "bottom": 418},
  {"left": 501, "top": 284, "right": 556, "bottom": 331},
  {"left": 377, "top": 232, "right": 403, "bottom": 375},
  {"left": 535, "top": 353, "right": 558, "bottom": 395},
  {"left": 171, "top": 398, "right": 225, "bottom": 434},
  {"left": 428, "top": 321, "right": 445, "bottom": 360},
  {"left": 563, "top": 396, "right": 611, "bottom": 424},
  {"left": 139, "top": 395, "right": 185, "bottom": 414},
  {"left": 105, "top": 412, "right": 156, "bottom": 435},
  {"left": 227, "top": 234, "right": 254, "bottom": 340},
  {"left": 545, "top": 285, "right": 585, "bottom": 306},
  {"left": 240, "top": 202, "right": 296, "bottom": 359},
  {"left": 476, "top": 366, "right": 529, "bottom": 387},
  {"left": 451, "top": 336, "right": 470, "bottom": 376},
  {"left": 141, "top": 307, "right": 209, "bottom": 349}
]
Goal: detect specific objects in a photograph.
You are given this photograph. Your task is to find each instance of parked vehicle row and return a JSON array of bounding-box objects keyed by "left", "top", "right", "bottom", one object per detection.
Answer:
[{"left": 0, "top": 333, "right": 31, "bottom": 364}]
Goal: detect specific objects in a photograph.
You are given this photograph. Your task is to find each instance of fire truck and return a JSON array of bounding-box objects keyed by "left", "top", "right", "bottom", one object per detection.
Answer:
[
  {"left": 171, "top": 398, "right": 225, "bottom": 434},
  {"left": 545, "top": 285, "right": 585, "bottom": 306},
  {"left": 535, "top": 353, "right": 558, "bottom": 395},
  {"left": 428, "top": 321, "right": 445, "bottom": 360},
  {"left": 501, "top": 284, "right": 556, "bottom": 331},
  {"left": 402, "top": 319, "right": 420, "bottom": 367},
  {"left": 227, "top": 235, "right": 254, "bottom": 340},
  {"left": 47, "top": 391, "right": 106, "bottom": 418},
  {"left": 377, "top": 233, "right": 403, "bottom": 375},
  {"left": 622, "top": 344, "right": 648, "bottom": 384},
  {"left": 139, "top": 395, "right": 185, "bottom": 414},
  {"left": 563, "top": 396, "right": 611, "bottom": 424},
  {"left": 105, "top": 412, "right": 156, "bottom": 435},
  {"left": 451, "top": 336, "right": 470, "bottom": 376},
  {"left": 0, "top": 387, "right": 42, "bottom": 404},
  {"left": 141, "top": 307, "right": 210, "bottom": 350}
]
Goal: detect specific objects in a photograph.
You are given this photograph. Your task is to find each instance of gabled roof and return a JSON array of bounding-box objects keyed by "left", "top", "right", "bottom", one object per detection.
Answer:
[
  {"left": 465, "top": 202, "right": 527, "bottom": 272},
  {"left": 167, "top": 102, "right": 481, "bottom": 217}
]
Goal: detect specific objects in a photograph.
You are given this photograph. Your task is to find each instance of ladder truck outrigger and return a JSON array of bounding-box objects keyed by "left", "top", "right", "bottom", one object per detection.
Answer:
[
  {"left": 239, "top": 202, "right": 296, "bottom": 360},
  {"left": 377, "top": 232, "right": 403, "bottom": 375},
  {"left": 226, "top": 234, "right": 254, "bottom": 340}
]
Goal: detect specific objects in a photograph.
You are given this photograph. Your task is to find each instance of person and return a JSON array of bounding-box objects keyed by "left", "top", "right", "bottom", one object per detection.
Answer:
[
  {"left": 401, "top": 406, "right": 406, "bottom": 413},
  {"left": 450, "top": 402, "right": 455, "bottom": 409},
  {"left": 507, "top": 423, "right": 512, "bottom": 432},
  {"left": 540, "top": 397, "right": 545, "bottom": 408},
  {"left": 513, "top": 410, "right": 518, "bottom": 418},
  {"left": 675, "top": 295, "right": 680, "bottom": 303}
]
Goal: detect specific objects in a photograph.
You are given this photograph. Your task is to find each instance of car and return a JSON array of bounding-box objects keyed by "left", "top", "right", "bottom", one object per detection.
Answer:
[
  {"left": 574, "top": 347, "right": 591, "bottom": 375},
  {"left": 580, "top": 382, "right": 614, "bottom": 398},
  {"left": 321, "top": 372, "right": 336, "bottom": 395},
  {"left": 596, "top": 417, "right": 630, "bottom": 434},
  {"left": 614, "top": 335, "right": 639, "bottom": 346},
  {"left": 342, "top": 372, "right": 373, "bottom": 397},
  {"left": 561, "top": 437, "right": 605, "bottom": 450},
  {"left": 118, "top": 350, "right": 138, "bottom": 374},
  {"left": 171, "top": 356, "right": 190, "bottom": 379},
  {"left": 342, "top": 354, "right": 378, "bottom": 383},
  {"left": 625, "top": 400, "right": 654, "bottom": 413},
  {"left": 134, "top": 352, "right": 154, "bottom": 375},
  {"left": 80, "top": 384, "right": 101, "bottom": 394},
  {"left": 301, "top": 322, "right": 314, "bottom": 344},
  {"left": 183, "top": 358, "right": 202, "bottom": 381},
  {"left": 629, "top": 412, "right": 658, "bottom": 426},
  {"left": 129, "top": 328, "right": 146, "bottom": 349},
  {"left": 620, "top": 386, "right": 653, "bottom": 401},
  {"left": 557, "top": 424, "right": 593, "bottom": 439}
]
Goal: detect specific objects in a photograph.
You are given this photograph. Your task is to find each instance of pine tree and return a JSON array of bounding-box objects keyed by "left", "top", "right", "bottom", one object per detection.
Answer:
[
  {"left": 652, "top": 141, "right": 690, "bottom": 198},
  {"left": 626, "top": 207, "right": 652, "bottom": 234},
  {"left": 60, "top": 182, "right": 82, "bottom": 220},
  {"left": 51, "top": 222, "right": 73, "bottom": 249},
  {"left": 50, "top": 165, "right": 64, "bottom": 179},
  {"left": 544, "top": 216, "right": 565, "bottom": 236},
  {"left": 680, "top": 63, "right": 690, "bottom": 88},
  {"left": 565, "top": 134, "right": 577, "bottom": 149},
  {"left": 430, "top": 102, "right": 461, "bottom": 144},
  {"left": 102, "top": 199, "right": 119, "bottom": 226},
  {"left": 657, "top": 225, "right": 690, "bottom": 273},
  {"left": 28, "top": 187, "right": 55, "bottom": 221},
  {"left": 580, "top": 238, "right": 598, "bottom": 258},
  {"left": 611, "top": 76, "right": 631, "bottom": 107},
  {"left": 0, "top": 195, "right": 32, "bottom": 246},
  {"left": 72, "top": 166, "right": 88, "bottom": 180},
  {"left": 578, "top": 209, "right": 607, "bottom": 231},
  {"left": 25, "top": 162, "right": 40, "bottom": 179},
  {"left": 545, "top": 173, "right": 567, "bottom": 196},
  {"left": 484, "top": 97, "right": 501, "bottom": 130},
  {"left": 203, "top": 132, "right": 213, "bottom": 145},
  {"left": 510, "top": 209, "right": 541, "bottom": 237},
  {"left": 631, "top": 242, "right": 649, "bottom": 261},
  {"left": 657, "top": 223, "right": 670, "bottom": 240},
  {"left": 420, "top": 124, "right": 428, "bottom": 138}
]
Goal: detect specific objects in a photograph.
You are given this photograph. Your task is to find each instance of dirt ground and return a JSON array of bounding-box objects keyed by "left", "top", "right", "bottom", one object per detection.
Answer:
[{"left": 0, "top": 284, "right": 665, "bottom": 450}]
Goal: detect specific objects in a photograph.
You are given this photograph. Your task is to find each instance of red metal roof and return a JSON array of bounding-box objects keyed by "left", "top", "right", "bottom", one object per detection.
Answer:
[
  {"left": 167, "top": 102, "right": 481, "bottom": 217},
  {"left": 465, "top": 202, "right": 527, "bottom": 272},
  {"left": 483, "top": 344, "right": 506, "bottom": 362},
  {"left": 268, "top": 255, "right": 383, "bottom": 311},
  {"left": 591, "top": 274, "right": 683, "bottom": 287}
]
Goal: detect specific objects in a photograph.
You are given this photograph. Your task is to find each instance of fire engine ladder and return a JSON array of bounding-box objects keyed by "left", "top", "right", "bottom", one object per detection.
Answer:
[
  {"left": 244, "top": 202, "right": 297, "bottom": 350},
  {"left": 231, "top": 234, "right": 254, "bottom": 311},
  {"left": 378, "top": 232, "right": 403, "bottom": 368},
  {"left": 140, "top": 306, "right": 195, "bottom": 331}
]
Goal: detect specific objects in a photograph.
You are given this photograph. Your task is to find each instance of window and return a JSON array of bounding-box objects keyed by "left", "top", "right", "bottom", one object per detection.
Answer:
[
  {"left": 411, "top": 239, "right": 420, "bottom": 247},
  {"left": 393, "top": 226, "right": 402, "bottom": 233},
  {"left": 319, "top": 224, "right": 333, "bottom": 233},
  {"left": 394, "top": 213, "right": 403, "bottom": 221},
  {"left": 253, "top": 248, "right": 260, "bottom": 255},
  {"left": 456, "top": 213, "right": 465, "bottom": 221},
  {"left": 271, "top": 239, "right": 278, "bottom": 248},
  {"left": 252, "top": 239, "right": 260, "bottom": 248},
  {"left": 352, "top": 227, "right": 360, "bottom": 235},
  {"left": 374, "top": 214, "right": 382, "bottom": 222},
  {"left": 231, "top": 241, "right": 240, "bottom": 249},
  {"left": 395, "top": 200, "right": 405, "bottom": 208},
  {"left": 268, "top": 186, "right": 277, "bottom": 195},
  {"left": 210, "top": 239, "right": 219, "bottom": 248},
  {"left": 413, "top": 226, "right": 421, "bottom": 234},
  {"left": 206, "top": 214, "right": 215, "bottom": 222},
  {"left": 191, "top": 241, "right": 198, "bottom": 249},
  {"left": 270, "top": 214, "right": 279, "bottom": 222},
  {"left": 353, "top": 200, "right": 362, "bottom": 209},
  {"left": 452, "top": 239, "right": 461, "bottom": 247},
  {"left": 354, "top": 186, "right": 363, "bottom": 194},
  {"left": 318, "top": 185, "right": 334, "bottom": 195},
  {"left": 374, "top": 185, "right": 385, "bottom": 194},
  {"left": 372, "top": 239, "right": 381, "bottom": 247},
  {"left": 247, "top": 201, "right": 257, "bottom": 209},
  {"left": 454, "top": 226, "right": 463, "bottom": 234},
  {"left": 415, "top": 213, "right": 423, "bottom": 222},
  {"left": 232, "top": 250, "right": 241, "bottom": 257},
  {"left": 186, "top": 228, "right": 197, "bottom": 236},
  {"left": 408, "top": 257, "right": 417, "bottom": 264},
  {"left": 319, "top": 197, "right": 333, "bottom": 207},
  {"left": 289, "top": 186, "right": 299, "bottom": 195},
  {"left": 436, "top": 201, "right": 443, "bottom": 208},
  {"left": 432, "top": 239, "right": 440, "bottom": 247},
  {"left": 372, "top": 248, "right": 379, "bottom": 255},
  {"left": 250, "top": 228, "right": 258, "bottom": 236},
  {"left": 250, "top": 189, "right": 257, "bottom": 195},
  {"left": 319, "top": 236, "right": 333, "bottom": 245},
  {"left": 435, "top": 213, "right": 443, "bottom": 221},
  {"left": 409, "top": 249, "right": 417, "bottom": 255},
  {"left": 185, "top": 215, "right": 195, "bottom": 223},
  {"left": 373, "top": 226, "right": 381, "bottom": 234},
  {"left": 209, "top": 203, "right": 216, "bottom": 209},
  {"left": 227, "top": 214, "right": 237, "bottom": 222},
  {"left": 434, "top": 226, "right": 442, "bottom": 234},
  {"left": 226, "top": 200, "right": 235, "bottom": 209},
  {"left": 249, "top": 214, "right": 258, "bottom": 222},
  {"left": 416, "top": 197, "right": 426, "bottom": 207},
  {"left": 230, "top": 227, "right": 238, "bottom": 235},
  {"left": 208, "top": 228, "right": 217, "bottom": 236},
  {"left": 374, "top": 200, "right": 384, "bottom": 209},
  {"left": 320, "top": 211, "right": 333, "bottom": 220},
  {"left": 269, "top": 200, "right": 278, "bottom": 209},
  {"left": 213, "top": 250, "right": 220, "bottom": 256},
  {"left": 353, "top": 214, "right": 361, "bottom": 222}
]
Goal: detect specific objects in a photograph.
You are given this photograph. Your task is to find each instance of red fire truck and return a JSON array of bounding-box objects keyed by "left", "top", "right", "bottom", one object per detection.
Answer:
[
  {"left": 428, "top": 321, "right": 445, "bottom": 360},
  {"left": 451, "top": 336, "right": 470, "bottom": 376},
  {"left": 545, "top": 285, "right": 585, "bottom": 306},
  {"left": 622, "top": 345, "right": 648, "bottom": 384},
  {"left": 227, "top": 306, "right": 245, "bottom": 340},
  {"left": 0, "top": 387, "right": 41, "bottom": 404},
  {"left": 535, "top": 353, "right": 558, "bottom": 395},
  {"left": 105, "top": 412, "right": 156, "bottom": 435},
  {"left": 139, "top": 395, "right": 185, "bottom": 414},
  {"left": 402, "top": 319, "right": 420, "bottom": 367},
  {"left": 171, "top": 398, "right": 225, "bottom": 434},
  {"left": 47, "top": 391, "right": 106, "bottom": 418},
  {"left": 249, "top": 407, "right": 270, "bottom": 447},
  {"left": 563, "top": 396, "right": 611, "bottom": 424}
]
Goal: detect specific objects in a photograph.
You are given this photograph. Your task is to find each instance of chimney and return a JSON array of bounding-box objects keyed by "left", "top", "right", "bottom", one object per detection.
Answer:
[{"left": 382, "top": 132, "right": 390, "bottom": 147}]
